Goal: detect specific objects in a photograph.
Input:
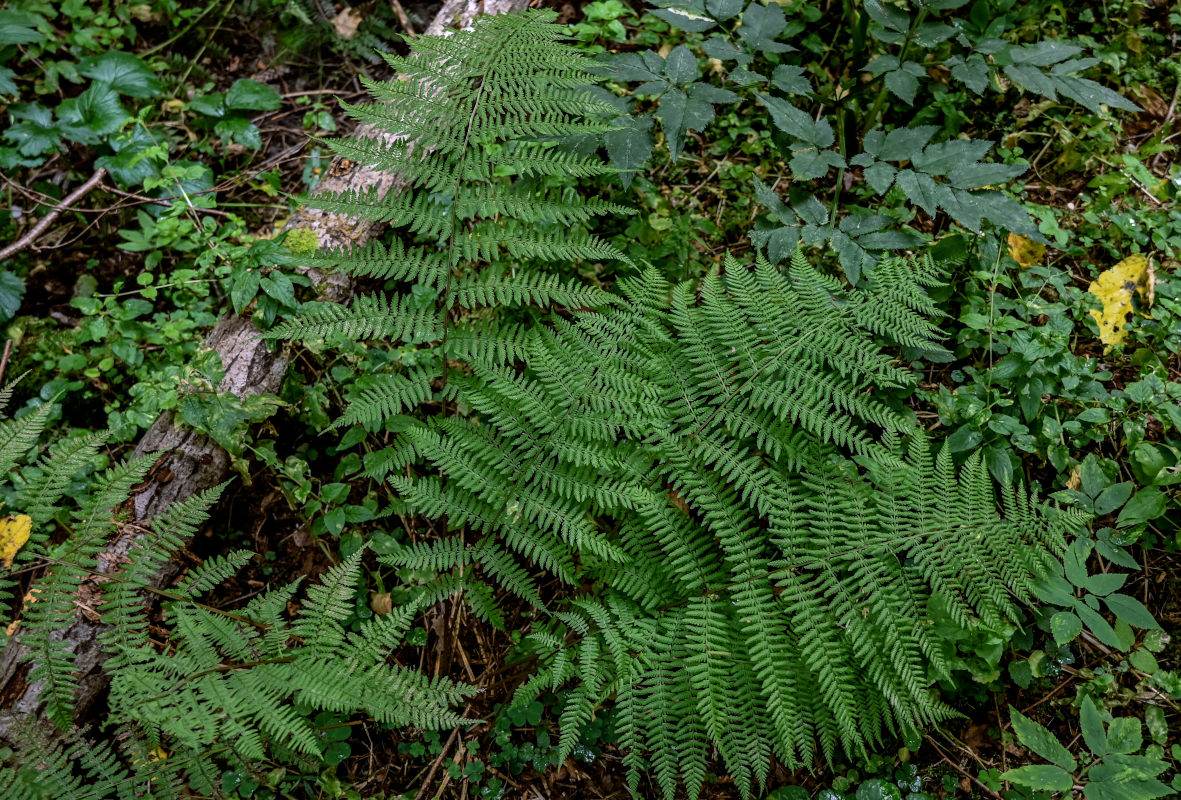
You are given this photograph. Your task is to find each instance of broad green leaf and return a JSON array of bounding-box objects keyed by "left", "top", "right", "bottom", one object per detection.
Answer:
[
  {"left": 225, "top": 79, "right": 282, "bottom": 112},
  {"left": 1073, "top": 598, "right": 1123, "bottom": 650},
  {"left": 57, "top": 84, "right": 128, "bottom": 145},
  {"left": 650, "top": 4, "right": 716, "bottom": 32},
  {"left": 0, "top": 67, "right": 17, "bottom": 96},
  {"left": 0, "top": 10, "right": 44, "bottom": 45},
  {"left": 5, "top": 102, "right": 63, "bottom": 156},
  {"left": 1145, "top": 706, "right": 1167, "bottom": 746},
  {"left": 604, "top": 115, "right": 654, "bottom": 183},
  {"left": 1009, "top": 707, "right": 1076, "bottom": 770},
  {"left": 0, "top": 271, "right": 24, "bottom": 323},
  {"left": 1084, "top": 572, "right": 1127, "bottom": 597},
  {"left": 664, "top": 45, "right": 698, "bottom": 84},
  {"left": 78, "top": 51, "right": 162, "bottom": 98},
  {"left": 1115, "top": 488, "right": 1166, "bottom": 528},
  {"left": 216, "top": 117, "right": 262, "bottom": 149},
  {"left": 771, "top": 65, "right": 811, "bottom": 94},
  {"left": 1102, "top": 593, "right": 1160, "bottom": 630},
  {"left": 948, "top": 54, "right": 991, "bottom": 93},
  {"left": 738, "top": 1, "right": 793, "bottom": 54},
  {"left": 1106, "top": 717, "right": 1143, "bottom": 755},
  {"left": 1093, "top": 482, "right": 1133, "bottom": 515},
  {"left": 1050, "top": 611, "right": 1082, "bottom": 646},
  {"left": 231, "top": 270, "right": 261, "bottom": 314},
  {"left": 705, "top": 0, "right": 743, "bottom": 19},
  {"left": 1080, "top": 696, "right": 1108, "bottom": 756},
  {"left": 1000, "top": 765, "right": 1073, "bottom": 792}
]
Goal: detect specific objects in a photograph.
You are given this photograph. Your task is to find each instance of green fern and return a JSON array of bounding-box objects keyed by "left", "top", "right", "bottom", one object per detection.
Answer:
[
  {"left": 265, "top": 8, "right": 633, "bottom": 432},
  {"left": 379, "top": 251, "right": 1086, "bottom": 797},
  {"left": 0, "top": 399, "right": 473, "bottom": 792}
]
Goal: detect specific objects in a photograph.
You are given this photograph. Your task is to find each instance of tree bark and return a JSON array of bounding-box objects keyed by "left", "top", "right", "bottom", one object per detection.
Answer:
[{"left": 0, "top": 0, "right": 531, "bottom": 743}]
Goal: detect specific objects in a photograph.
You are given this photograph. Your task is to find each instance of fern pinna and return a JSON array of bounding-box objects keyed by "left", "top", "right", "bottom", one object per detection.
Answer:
[
  {"left": 381, "top": 252, "right": 1085, "bottom": 798},
  {"left": 266, "top": 8, "right": 634, "bottom": 432}
]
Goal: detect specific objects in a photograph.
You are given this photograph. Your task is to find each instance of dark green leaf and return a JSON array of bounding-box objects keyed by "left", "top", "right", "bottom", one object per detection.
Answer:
[
  {"left": 1115, "top": 488, "right": 1166, "bottom": 528},
  {"left": 78, "top": 51, "right": 162, "bottom": 98},
  {"left": 1009, "top": 707, "right": 1076, "bottom": 770},
  {"left": 1102, "top": 593, "right": 1160, "bottom": 630},
  {"left": 225, "top": 79, "right": 282, "bottom": 112},
  {"left": 0, "top": 271, "right": 24, "bottom": 323},
  {"left": 1000, "top": 765, "right": 1073, "bottom": 792},
  {"left": 738, "top": 1, "right": 793, "bottom": 54},
  {"left": 0, "top": 11, "right": 44, "bottom": 45},
  {"left": 1080, "top": 696, "right": 1108, "bottom": 756},
  {"left": 650, "top": 6, "right": 717, "bottom": 32},
  {"left": 58, "top": 84, "right": 128, "bottom": 145},
  {"left": 664, "top": 45, "right": 698, "bottom": 84},
  {"left": 771, "top": 65, "right": 811, "bottom": 94}
]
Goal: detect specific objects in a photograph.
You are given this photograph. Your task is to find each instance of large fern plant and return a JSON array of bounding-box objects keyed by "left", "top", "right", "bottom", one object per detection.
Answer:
[
  {"left": 259, "top": 10, "right": 1085, "bottom": 799},
  {"left": 382, "top": 253, "right": 1085, "bottom": 797},
  {"left": 0, "top": 390, "right": 472, "bottom": 796},
  {"left": 267, "top": 8, "right": 633, "bottom": 432}
]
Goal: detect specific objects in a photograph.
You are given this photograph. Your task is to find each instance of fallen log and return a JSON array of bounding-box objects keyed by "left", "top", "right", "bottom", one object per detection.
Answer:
[{"left": 0, "top": 0, "right": 531, "bottom": 742}]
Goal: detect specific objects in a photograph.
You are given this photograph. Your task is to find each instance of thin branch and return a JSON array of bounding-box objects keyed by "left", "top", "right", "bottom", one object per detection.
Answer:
[{"left": 0, "top": 168, "right": 108, "bottom": 262}]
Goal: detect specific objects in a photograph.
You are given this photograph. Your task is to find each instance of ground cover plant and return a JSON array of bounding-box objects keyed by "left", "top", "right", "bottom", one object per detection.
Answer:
[{"left": 0, "top": 1, "right": 1178, "bottom": 799}]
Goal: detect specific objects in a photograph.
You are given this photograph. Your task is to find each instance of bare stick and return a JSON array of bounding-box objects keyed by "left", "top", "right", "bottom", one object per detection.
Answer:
[{"left": 0, "top": 168, "right": 107, "bottom": 262}]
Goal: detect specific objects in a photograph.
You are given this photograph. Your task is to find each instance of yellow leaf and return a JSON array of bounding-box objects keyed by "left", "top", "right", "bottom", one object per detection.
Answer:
[
  {"left": 0, "top": 514, "right": 32, "bottom": 569},
  {"left": 1088, "top": 254, "right": 1152, "bottom": 348},
  {"left": 1007, "top": 233, "right": 1046, "bottom": 268}
]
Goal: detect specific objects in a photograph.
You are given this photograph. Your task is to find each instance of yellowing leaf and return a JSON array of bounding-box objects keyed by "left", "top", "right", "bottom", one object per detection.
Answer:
[
  {"left": 1007, "top": 233, "right": 1046, "bottom": 268},
  {"left": 1088, "top": 254, "right": 1152, "bottom": 348},
  {"left": 0, "top": 514, "right": 32, "bottom": 569}
]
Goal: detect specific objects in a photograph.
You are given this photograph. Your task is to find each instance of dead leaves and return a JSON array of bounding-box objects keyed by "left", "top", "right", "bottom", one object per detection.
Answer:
[
  {"left": 0, "top": 514, "right": 32, "bottom": 569},
  {"left": 1088, "top": 253, "right": 1154, "bottom": 348},
  {"left": 1008, "top": 233, "right": 1046, "bottom": 268}
]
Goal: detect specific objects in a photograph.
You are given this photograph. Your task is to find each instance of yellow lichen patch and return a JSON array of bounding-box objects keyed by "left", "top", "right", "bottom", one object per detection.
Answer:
[
  {"left": 1007, "top": 233, "right": 1046, "bottom": 267},
  {"left": 0, "top": 514, "right": 32, "bottom": 569},
  {"left": 1088, "top": 254, "right": 1153, "bottom": 348}
]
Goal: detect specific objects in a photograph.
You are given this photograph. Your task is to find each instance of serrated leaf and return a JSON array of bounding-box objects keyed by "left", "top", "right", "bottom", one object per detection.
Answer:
[
  {"left": 885, "top": 68, "right": 919, "bottom": 104},
  {"left": 738, "top": 1, "right": 793, "bottom": 54},
  {"left": 912, "top": 138, "right": 994, "bottom": 175},
  {"left": 1107, "top": 717, "right": 1143, "bottom": 755},
  {"left": 877, "top": 125, "right": 939, "bottom": 161},
  {"left": 1080, "top": 696, "right": 1108, "bottom": 756},
  {"left": 706, "top": 0, "right": 743, "bottom": 20},
  {"left": 1001, "top": 765, "right": 1073, "bottom": 792},
  {"left": 863, "top": 0, "right": 908, "bottom": 31},
  {"left": 1074, "top": 598, "right": 1124, "bottom": 650},
  {"left": 610, "top": 50, "right": 667, "bottom": 82},
  {"left": 664, "top": 45, "right": 699, "bottom": 84},
  {"left": 789, "top": 189, "right": 827, "bottom": 226},
  {"left": 771, "top": 65, "right": 811, "bottom": 94},
  {"left": 0, "top": 67, "right": 18, "bottom": 96},
  {"left": 1050, "top": 611, "right": 1082, "bottom": 646},
  {"left": 946, "top": 161, "right": 1028, "bottom": 189},
  {"left": 650, "top": 6, "right": 717, "bottom": 32},
  {"left": 1056, "top": 75, "right": 1143, "bottom": 114},
  {"left": 862, "top": 162, "right": 897, "bottom": 194},
  {"left": 754, "top": 177, "right": 795, "bottom": 225},
  {"left": 1102, "top": 593, "right": 1160, "bottom": 630},
  {"left": 605, "top": 115, "right": 655, "bottom": 183},
  {"left": 225, "top": 79, "right": 282, "bottom": 111},
  {"left": 949, "top": 54, "right": 991, "bottom": 93},
  {"left": 78, "top": 51, "right": 162, "bottom": 98},
  {"left": 703, "top": 36, "right": 751, "bottom": 65},
  {"left": 1009, "top": 707, "right": 1077, "bottom": 770},
  {"left": 894, "top": 170, "right": 945, "bottom": 216},
  {"left": 832, "top": 232, "right": 873, "bottom": 285}
]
